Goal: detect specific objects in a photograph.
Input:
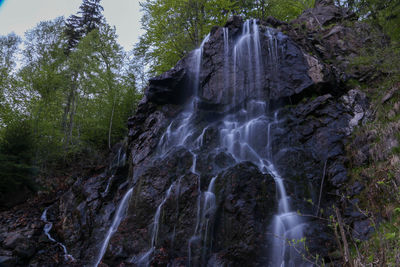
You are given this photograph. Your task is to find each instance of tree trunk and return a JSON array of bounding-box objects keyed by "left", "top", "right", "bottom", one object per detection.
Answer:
[
  {"left": 108, "top": 91, "right": 117, "bottom": 150},
  {"left": 62, "top": 72, "right": 78, "bottom": 152}
]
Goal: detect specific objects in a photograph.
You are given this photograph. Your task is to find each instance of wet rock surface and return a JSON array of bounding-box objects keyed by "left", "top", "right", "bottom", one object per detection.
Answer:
[
  {"left": 98, "top": 148, "right": 276, "bottom": 266},
  {"left": 0, "top": 198, "right": 61, "bottom": 266},
  {"left": 212, "top": 162, "right": 275, "bottom": 266},
  {"left": 199, "top": 25, "right": 314, "bottom": 104}
]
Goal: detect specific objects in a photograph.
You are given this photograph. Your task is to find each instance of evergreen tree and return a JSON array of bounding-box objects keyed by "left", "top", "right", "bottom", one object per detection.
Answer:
[
  {"left": 63, "top": 0, "right": 105, "bottom": 150},
  {"left": 79, "top": 0, "right": 104, "bottom": 33},
  {"left": 65, "top": 15, "right": 82, "bottom": 52},
  {"left": 65, "top": 0, "right": 104, "bottom": 52}
]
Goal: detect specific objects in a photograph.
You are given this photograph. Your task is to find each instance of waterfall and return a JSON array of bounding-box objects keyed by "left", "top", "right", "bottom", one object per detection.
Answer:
[
  {"left": 41, "top": 208, "right": 75, "bottom": 262},
  {"left": 151, "top": 183, "right": 175, "bottom": 248},
  {"left": 102, "top": 174, "right": 114, "bottom": 195},
  {"left": 109, "top": 146, "right": 126, "bottom": 172},
  {"left": 93, "top": 144, "right": 131, "bottom": 267},
  {"left": 223, "top": 28, "right": 230, "bottom": 95},
  {"left": 94, "top": 187, "right": 133, "bottom": 267},
  {"left": 233, "top": 19, "right": 263, "bottom": 102},
  {"left": 188, "top": 175, "right": 218, "bottom": 266},
  {"left": 131, "top": 183, "right": 175, "bottom": 266},
  {"left": 129, "top": 33, "right": 212, "bottom": 267},
  {"left": 154, "top": 20, "right": 310, "bottom": 266},
  {"left": 223, "top": 20, "right": 308, "bottom": 266},
  {"left": 200, "top": 176, "right": 217, "bottom": 263},
  {"left": 98, "top": 19, "right": 312, "bottom": 266},
  {"left": 193, "top": 34, "right": 210, "bottom": 93}
]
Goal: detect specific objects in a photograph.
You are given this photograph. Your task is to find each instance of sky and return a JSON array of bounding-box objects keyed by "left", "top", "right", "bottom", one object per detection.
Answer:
[{"left": 0, "top": 0, "right": 144, "bottom": 50}]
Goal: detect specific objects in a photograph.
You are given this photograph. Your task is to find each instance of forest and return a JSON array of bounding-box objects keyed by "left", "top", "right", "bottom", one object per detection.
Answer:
[{"left": 1, "top": 0, "right": 400, "bottom": 266}]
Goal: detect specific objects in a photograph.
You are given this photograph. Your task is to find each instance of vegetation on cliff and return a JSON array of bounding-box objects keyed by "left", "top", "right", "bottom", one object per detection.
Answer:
[{"left": 344, "top": 18, "right": 400, "bottom": 267}]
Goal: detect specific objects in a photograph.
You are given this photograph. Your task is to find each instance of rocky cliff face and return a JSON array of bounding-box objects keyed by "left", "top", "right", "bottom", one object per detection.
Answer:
[{"left": 0, "top": 2, "right": 374, "bottom": 267}]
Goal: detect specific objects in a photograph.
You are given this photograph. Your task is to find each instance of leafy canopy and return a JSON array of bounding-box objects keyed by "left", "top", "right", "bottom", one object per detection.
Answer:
[{"left": 136, "top": 0, "right": 315, "bottom": 75}]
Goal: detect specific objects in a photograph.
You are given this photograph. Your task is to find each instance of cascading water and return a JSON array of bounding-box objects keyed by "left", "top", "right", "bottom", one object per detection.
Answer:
[
  {"left": 139, "top": 34, "right": 213, "bottom": 267},
  {"left": 93, "top": 145, "right": 131, "bottom": 266},
  {"left": 158, "top": 34, "right": 210, "bottom": 155},
  {"left": 102, "top": 146, "right": 127, "bottom": 196},
  {"left": 94, "top": 187, "right": 133, "bottom": 267},
  {"left": 41, "top": 208, "right": 75, "bottom": 262},
  {"left": 220, "top": 21, "right": 308, "bottom": 266},
  {"left": 154, "top": 19, "right": 310, "bottom": 266},
  {"left": 133, "top": 183, "right": 176, "bottom": 266},
  {"left": 233, "top": 19, "right": 263, "bottom": 102}
]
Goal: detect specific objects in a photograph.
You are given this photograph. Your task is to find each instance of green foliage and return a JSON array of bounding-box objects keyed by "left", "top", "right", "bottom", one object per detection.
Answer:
[
  {"left": 0, "top": 9, "right": 142, "bottom": 178},
  {"left": 64, "top": 24, "right": 141, "bottom": 150},
  {"left": 136, "top": 0, "right": 236, "bottom": 74},
  {"left": 0, "top": 120, "right": 38, "bottom": 198},
  {"left": 351, "top": 43, "right": 400, "bottom": 81},
  {"left": 352, "top": 211, "right": 400, "bottom": 266},
  {"left": 0, "top": 33, "right": 22, "bottom": 126},
  {"left": 136, "top": 0, "right": 315, "bottom": 75},
  {"left": 341, "top": 0, "right": 400, "bottom": 42},
  {"left": 245, "top": 0, "right": 315, "bottom": 21}
]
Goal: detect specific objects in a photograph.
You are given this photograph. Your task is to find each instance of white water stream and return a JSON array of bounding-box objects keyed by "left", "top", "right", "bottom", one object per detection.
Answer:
[
  {"left": 94, "top": 187, "right": 133, "bottom": 267},
  {"left": 41, "top": 208, "right": 75, "bottom": 262}
]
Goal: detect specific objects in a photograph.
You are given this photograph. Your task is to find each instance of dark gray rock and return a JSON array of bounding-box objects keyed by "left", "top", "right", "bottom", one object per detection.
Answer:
[
  {"left": 213, "top": 162, "right": 276, "bottom": 266},
  {"left": 100, "top": 154, "right": 275, "bottom": 266},
  {"left": 3, "top": 232, "right": 24, "bottom": 250},
  {"left": 199, "top": 25, "right": 314, "bottom": 104},
  {"left": 0, "top": 255, "right": 14, "bottom": 267},
  {"left": 14, "top": 239, "right": 37, "bottom": 259},
  {"left": 146, "top": 59, "right": 191, "bottom": 105},
  {"left": 349, "top": 181, "right": 365, "bottom": 197},
  {"left": 353, "top": 219, "right": 374, "bottom": 241},
  {"left": 296, "top": 2, "right": 353, "bottom": 29}
]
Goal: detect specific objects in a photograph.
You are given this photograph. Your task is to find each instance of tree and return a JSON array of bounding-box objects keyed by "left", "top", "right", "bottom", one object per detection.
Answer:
[
  {"left": 0, "top": 120, "right": 37, "bottom": 208},
  {"left": 136, "top": 0, "right": 237, "bottom": 75},
  {"left": 63, "top": 0, "right": 105, "bottom": 150},
  {"left": 0, "top": 33, "right": 21, "bottom": 126},
  {"left": 69, "top": 24, "right": 126, "bottom": 149},
  {"left": 0, "top": 1, "right": 142, "bottom": 198},
  {"left": 65, "top": 15, "right": 82, "bottom": 52},
  {"left": 335, "top": 0, "right": 400, "bottom": 41},
  {"left": 136, "top": 0, "right": 316, "bottom": 75},
  {"left": 65, "top": 0, "right": 104, "bottom": 52},
  {"left": 18, "top": 17, "right": 69, "bottom": 164},
  {"left": 0, "top": 33, "right": 20, "bottom": 90},
  {"left": 79, "top": 0, "right": 104, "bottom": 33}
]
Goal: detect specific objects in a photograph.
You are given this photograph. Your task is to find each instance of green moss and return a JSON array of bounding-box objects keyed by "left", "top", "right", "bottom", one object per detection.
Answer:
[{"left": 346, "top": 78, "right": 361, "bottom": 88}]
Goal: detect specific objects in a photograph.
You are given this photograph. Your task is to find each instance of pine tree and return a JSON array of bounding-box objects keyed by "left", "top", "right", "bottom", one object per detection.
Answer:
[
  {"left": 65, "top": 0, "right": 104, "bottom": 53},
  {"left": 65, "top": 15, "right": 82, "bottom": 52},
  {"left": 79, "top": 0, "right": 104, "bottom": 33},
  {"left": 63, "top": 0, "right": 105, "bottom": 150}
]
